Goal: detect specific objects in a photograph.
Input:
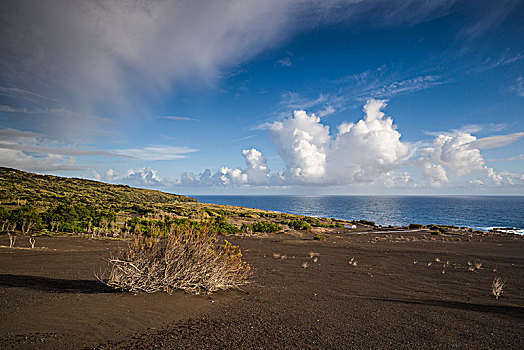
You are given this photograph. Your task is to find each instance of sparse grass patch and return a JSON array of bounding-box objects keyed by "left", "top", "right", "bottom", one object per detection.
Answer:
[
  {"left": 467, "top": 260, "right": 483, "bottom": 272},
  {"left": 313, "top": 234, "right": 326, "bottom": 241}
]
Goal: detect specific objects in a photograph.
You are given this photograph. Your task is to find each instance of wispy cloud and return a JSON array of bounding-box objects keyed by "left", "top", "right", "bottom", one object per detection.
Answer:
[
  {"left": 0, "top": 128, "right": 43, "bottom": 143},
  {"left": 277, "top": 57, "right": 292, "bottom": 67},
  {"left": 0, "top": 86, "right": 56, "bottom": 103},
  {"left": 275, "top": 71, "right": 445, "bottom": 122},
  {"left": 0, "top": 143, "right": 132, "bottom": 158},
  {"left": 486, "top": 154, "right": 524, "bottom": 162},
  {"left": 0, "top": 127, "right": 130, "bottom": 173},
  {"left": 364, "top": 75, "right": 444, "bottom": 99},
  {"left": 468, "top": 132, "right": 524, "bottom": 150},
  {"left": 0, "top": 0, "right": 468, "bottom": 113},
  {"left": 223, "top": 135, "right": 255, "bottom": 144},
  {"left": 0, "top": 105, "right": 115, "bottom": 143},
  {"left": 115, "top": 145, "right": 198, "bottom": 161},
  {"left": 159, "top": 116, "right": 198, "bottom": 121},
  {"left": 424, "top": 123, "right": 509, "bottom": 137},
  {"left": 160, "top": 134, "right": 177, "bottom": 141},
  {"left": 510, "top": 76, "right": 524, "bottom": 97},
  {"left": 472, "top": 52, "right": 524, "bottom": 73},
  {"left": 458, "top": 0, "right": 520, "bottom": 40},
  {"left": 0, "top": 149, "right": 84, "bottom": 172},
  {"left": 280, "top": 92, "right": 327, "bottom": 111}
]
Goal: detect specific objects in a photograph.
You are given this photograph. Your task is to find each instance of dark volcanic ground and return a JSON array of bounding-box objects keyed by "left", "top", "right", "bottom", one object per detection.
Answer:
[{"left": 1, "top": 231, "right": 523, "bottom": 349}]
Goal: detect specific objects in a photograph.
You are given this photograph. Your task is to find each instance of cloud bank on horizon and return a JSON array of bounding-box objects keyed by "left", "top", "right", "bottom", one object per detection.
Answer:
[
  {"left": 102, "top": 100, "right": 522, "bottom": 189},
  {"left": 0, "top": 0, "right": 523, "bottom": 194}
]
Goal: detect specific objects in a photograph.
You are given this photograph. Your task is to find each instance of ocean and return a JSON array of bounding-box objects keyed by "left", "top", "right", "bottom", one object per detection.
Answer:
[{"left": 194, "top": 195, "right": 524, "bottom": 233}]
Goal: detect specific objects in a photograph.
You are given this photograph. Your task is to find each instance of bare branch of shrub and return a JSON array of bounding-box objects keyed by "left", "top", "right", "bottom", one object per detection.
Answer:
[{"left": 100, "top": 221, "right": 251, "bottom": 294}]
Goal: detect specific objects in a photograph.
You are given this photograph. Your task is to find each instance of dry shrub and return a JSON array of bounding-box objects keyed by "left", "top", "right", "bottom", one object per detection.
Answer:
[
  {"left": 308, "top": 251, "right": 320, "bottom": 258},
  {"left": 102, "top": 222, "right": 251, "bottom": 294},
  {"left": 492, "top": 277, "right": 506, "bottom": 299}
]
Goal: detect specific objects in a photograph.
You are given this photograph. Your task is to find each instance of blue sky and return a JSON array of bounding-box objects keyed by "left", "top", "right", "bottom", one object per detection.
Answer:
[{"left": 0, "top": 0, "right": 523, "bottom": 195}]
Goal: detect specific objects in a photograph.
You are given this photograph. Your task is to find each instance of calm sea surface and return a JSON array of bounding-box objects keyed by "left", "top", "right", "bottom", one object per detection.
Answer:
[{"left": 194, "top": 195, "right": 524, "bottom": 231}]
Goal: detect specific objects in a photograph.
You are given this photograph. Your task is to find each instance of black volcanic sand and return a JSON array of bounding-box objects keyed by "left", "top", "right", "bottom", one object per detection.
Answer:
[{"left": 1, "top": 231, "right": 523, "bottom": 349}]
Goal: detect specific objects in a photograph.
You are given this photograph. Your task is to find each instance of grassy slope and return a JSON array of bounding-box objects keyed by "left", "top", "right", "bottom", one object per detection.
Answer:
[
  {"left": 0, "top": 167, "right": 195, "bottom": 209},
  {"left": 0, "top": 167, "right": 350, "bottom": 230}
]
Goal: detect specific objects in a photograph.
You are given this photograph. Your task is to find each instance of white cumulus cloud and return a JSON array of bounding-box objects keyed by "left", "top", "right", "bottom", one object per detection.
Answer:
[
  {"left": 416, "top": 131, "right": 522, "bottom": 186},
  {"left": 328, "top": 99, "right": 410, "bottom": 183},
  {"left": 269, "top": 110, "right": 330, "bottom": 181},
  {"left": 92, "top": 99, "right": 523, "bottom": 191}
]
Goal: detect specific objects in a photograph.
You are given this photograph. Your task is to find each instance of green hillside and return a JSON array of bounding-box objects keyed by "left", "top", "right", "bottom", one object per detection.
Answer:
[
  {"left": 0, "top": 167, "right": 348, "bottom": 237},
  {"left": 0, "top": 167, "right": 195, "bottom": 209}
]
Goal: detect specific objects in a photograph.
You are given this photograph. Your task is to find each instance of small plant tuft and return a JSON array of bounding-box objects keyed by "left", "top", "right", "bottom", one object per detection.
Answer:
[
  {"left": 313, "top": 234, "right": 326, "bottom": 241},
  {"left": 308, "top": 251, "right": 319, "bottom": 258},
  {"left": 492, "top": 277, "right": 506, "bottom": 299}
]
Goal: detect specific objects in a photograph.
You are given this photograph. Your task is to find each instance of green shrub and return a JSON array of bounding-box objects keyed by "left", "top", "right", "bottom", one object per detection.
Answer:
[
  {"left": 211, "top": 216, "right": 240, "bottom": 235},
  {"left": 241, "top": 223, "right": 253, "bottom": 234},
  {"left": 408, "top": 223, "right": 424, "bottom": 229},
  {"left": 288, "top": 219, "right": 312, "bottom": 230},
  {"left": 313, "top": 234, "right": 326, "bottom": 241},
  {"left": 251, "top": 221, "right": 282, "bottom": 233},
  {"left": 359, "top": 220, "right": 376, "bottom": 226}
]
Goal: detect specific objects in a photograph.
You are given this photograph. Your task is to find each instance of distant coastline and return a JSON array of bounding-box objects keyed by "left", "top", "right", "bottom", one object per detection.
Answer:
[{"left": 195, "top": 195, "right": 524, "bottom": 233}]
